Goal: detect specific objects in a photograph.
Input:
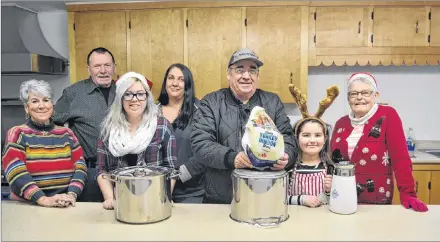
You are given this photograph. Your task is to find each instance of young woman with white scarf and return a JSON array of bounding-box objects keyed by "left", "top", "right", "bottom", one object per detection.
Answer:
[{"left": 96, "top": 72, "right": 177, "bottom": 210}]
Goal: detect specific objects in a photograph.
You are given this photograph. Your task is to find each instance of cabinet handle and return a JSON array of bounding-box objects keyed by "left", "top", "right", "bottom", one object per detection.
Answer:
[
  {"left": 415, "top": 181, "right": 419, "bottom": 193},
  {"left": 290, "top": 72, "right": 293, "bottom": 84},
  {"left": 358, "top": 21, "right": 361, "bottom": 34},
  {"left": 416, "top": 21, "right": 419, "bottom": 33}
]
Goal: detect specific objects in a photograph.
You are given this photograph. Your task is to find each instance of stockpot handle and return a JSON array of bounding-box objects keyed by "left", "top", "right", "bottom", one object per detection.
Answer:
[
  {"left": 251, "top": 216, "right": 281, "bottom": 228},
  {"left": 168, "top": 170, "right": 180, "bottom": 180},
  {"left": 101, "top": 173, "right": 120, "bottom": 183}
]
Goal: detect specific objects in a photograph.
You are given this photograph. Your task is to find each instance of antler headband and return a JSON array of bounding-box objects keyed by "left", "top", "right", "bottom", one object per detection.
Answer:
[{"left": 288, "top": 84, "right": 340, "bottom": 135}]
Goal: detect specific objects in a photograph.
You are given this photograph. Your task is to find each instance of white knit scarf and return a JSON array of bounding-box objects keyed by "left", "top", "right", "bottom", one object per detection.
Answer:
[
  {"left": 108, "top": 116, "right": 157, "bottom": 157},
  {"left": 349, "top": 103, "right": 379, "bottom": 127}
]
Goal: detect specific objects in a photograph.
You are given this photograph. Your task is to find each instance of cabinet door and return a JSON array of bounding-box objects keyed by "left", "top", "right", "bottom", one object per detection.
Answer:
[
  {"left": 429, "top": 171, "right": 440, "bottom": 204},
  {"left": 130, "top": 9, "right": 184, "bottom": 100},
  {"left": 373, "top": 7, "right": 428, "bottom": 47},
  {"left": 187, "top": 8, "right": 242, "bottom": 99},
  {"left": 74, "top": 12, "right": 127, "bottom": 81},
  {"left": 315, "top": 7, "right": 370, "bottom": 47},
  {"left": 392, "top": 171, "right": 431, "bottom": 204},
  {"left": 246, "top": 7, "right": 302, "bottom": 103},
  {"left": 430, "top": 8, "right": 440, "bottom": 47}
]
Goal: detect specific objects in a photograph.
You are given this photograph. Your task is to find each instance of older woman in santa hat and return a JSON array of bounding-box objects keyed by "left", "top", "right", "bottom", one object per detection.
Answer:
[{"left": 330, "top": 72, "right": 427, "bottom": 212}]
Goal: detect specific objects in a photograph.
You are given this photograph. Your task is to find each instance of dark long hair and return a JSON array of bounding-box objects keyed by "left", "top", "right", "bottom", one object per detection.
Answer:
[
  {"left": 158, "top": 63, "right": 196, "bottom": 130},
  {"left": 292, "top": 119, "right": 334, "bottom": 169}
]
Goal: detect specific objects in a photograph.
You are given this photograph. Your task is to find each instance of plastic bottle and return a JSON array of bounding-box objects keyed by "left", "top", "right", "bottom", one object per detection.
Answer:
[{"left": 406, "top": 127, "right": 416, "bottom": 158}]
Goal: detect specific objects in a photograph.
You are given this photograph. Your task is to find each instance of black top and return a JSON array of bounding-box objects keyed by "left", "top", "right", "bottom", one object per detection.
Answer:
[
  {"left": 98, "top": 86, "right": 112, "bottom": 104},
  {"left": 159, "top": 100, "right": 205, "bottom": 200},
  {"left": 125, "top": 154, "right": 138, "bottom": 167}
]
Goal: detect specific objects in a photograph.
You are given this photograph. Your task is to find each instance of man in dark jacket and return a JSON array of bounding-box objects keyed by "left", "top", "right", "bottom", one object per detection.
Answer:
[{"left": 190, "top": 48, "right": 297, "bottom": 204}]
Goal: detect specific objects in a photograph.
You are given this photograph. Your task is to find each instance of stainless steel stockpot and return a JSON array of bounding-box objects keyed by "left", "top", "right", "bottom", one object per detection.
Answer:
[
  {"left": 103, "top": 165, "right": 179, "bottom": 224},
  {"left": 230, "top": 169, "right": 289, "bottom": 228}
]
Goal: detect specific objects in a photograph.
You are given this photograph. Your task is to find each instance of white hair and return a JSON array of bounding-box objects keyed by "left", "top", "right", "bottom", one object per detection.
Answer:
[
  {"left": 19, "top": 79, "right": 52, "bottom": 105},
  {"left": 347, "top": 77, "right": 377, "bottom": 100},
  {"left": 100, "top": 76, "right": 158, "bottom": 141}
]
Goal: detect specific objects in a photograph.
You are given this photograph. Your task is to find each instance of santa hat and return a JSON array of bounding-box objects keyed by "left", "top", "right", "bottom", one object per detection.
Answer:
[
  {"left": 115, "top": 73, "right": 153, "bottom": 90},
  {"left": 348, "top": 72, "right": 378, "bottom": 92}
]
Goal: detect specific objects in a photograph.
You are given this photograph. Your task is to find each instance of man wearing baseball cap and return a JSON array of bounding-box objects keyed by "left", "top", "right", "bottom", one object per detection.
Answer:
[{"left": 190, "top": 48, "right": 296, "bottom": 204}]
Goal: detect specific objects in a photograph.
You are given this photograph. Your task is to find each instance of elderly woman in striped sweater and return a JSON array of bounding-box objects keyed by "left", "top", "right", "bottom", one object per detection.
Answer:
[{"left": 2, "top": 79, "right": 87, "bottom": 208}]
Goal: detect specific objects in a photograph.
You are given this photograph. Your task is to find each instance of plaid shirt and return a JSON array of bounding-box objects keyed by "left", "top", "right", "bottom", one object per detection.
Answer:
[{"left": 97, "top": 116, "right": 177, "bottom": 175}]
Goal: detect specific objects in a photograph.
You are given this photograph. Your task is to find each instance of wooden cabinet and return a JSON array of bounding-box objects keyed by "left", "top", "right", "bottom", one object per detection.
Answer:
[
  {"left": 246, "top": 7, "right": 303, "bottom": 103},
  {"left": 74, "top": 11, "right": 127, "bottom": 82},
  {"left": 430, "top": 171, "right": 440, "bottom": 204},
  {"left": 392, "top": 164, "right": 440, "bottom": 205},
  {"left": 130, "top": 9, "right": 184, "bottom": 100},
  {"left": 373, "top": 7, "right": 429, "bottom": 47},
  {"left": 314, "top": 7, "right": 370, "bottom": 48},
  {"left": 187, "top": 8, "right": 242, "bottom": 99},
  {"left": 430, "top": 8, "right": 440, "bottom": 47}
]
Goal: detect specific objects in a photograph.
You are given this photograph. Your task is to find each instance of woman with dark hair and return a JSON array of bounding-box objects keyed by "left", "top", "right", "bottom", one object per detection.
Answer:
[{"left": 158, "top": 63, "right": 205, "bottom": 203}]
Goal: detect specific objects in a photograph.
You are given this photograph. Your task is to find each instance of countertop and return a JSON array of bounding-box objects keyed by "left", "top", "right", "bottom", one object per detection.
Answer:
[
  {"left": 412, "top": 151, "right": 440, "bottom": 164},
  {"left": 2, "top": 201, "right": 439, "bottom": 241}
]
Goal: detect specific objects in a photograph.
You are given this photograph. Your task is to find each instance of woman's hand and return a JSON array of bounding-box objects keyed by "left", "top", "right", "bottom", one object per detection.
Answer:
[
  {"left": 271, "top": 153, "right": 289, "bottom": 170},
  {"left": 324, "top": 175, "right": 333, "bottom": 192},
  {"left": 401, "top": 196, "right": 428, "bottom": 212},
  {"left": 103, "top": 199, "right": 115, "bottom": 210},
  {"left": 36, "top": 194, "right": 75, "bottom": 208},
  {"left": 303, "top": 195, "right": 321, "bottom": 208}
]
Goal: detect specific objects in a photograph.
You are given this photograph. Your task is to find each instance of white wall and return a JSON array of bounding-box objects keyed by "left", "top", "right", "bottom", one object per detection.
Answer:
[{"left": 285, "top": 65, "right": 440, "bottom": 141}]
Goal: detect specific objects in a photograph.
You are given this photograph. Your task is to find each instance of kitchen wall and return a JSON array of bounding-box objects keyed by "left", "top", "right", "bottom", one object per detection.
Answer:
[{"left": 285, "top": 65, "right": 440, "bottom": 141}]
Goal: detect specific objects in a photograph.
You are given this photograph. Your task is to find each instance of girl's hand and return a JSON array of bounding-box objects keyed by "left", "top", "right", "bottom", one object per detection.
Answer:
[
  {"left": 303, "top": 195, "right": 321, "bottom": 208},
  {"left": 324, "top": 175, "right": 333, "bottom": 192}
]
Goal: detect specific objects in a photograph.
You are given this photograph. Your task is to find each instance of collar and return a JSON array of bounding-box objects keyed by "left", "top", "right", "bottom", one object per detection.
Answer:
[
  {"left": 225, "top": 88, "right": 260, "bottom": 107},
  {"left": 349, "top": 103, "right": 379, "bottom": 126},
  {"left": 85, "top": 77, "right": 115, "bottom": 94},
  {"left": 26, "top": 118, "right": 55, "bottom": 132}
]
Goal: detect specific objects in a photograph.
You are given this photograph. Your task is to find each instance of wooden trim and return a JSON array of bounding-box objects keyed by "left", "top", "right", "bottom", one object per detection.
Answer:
[
  {"left": 241, "top": 7, "right": 247, "bottom": 48},
  {"left": 413, "top": 164, "right": 440, "bottom": 171},
  {"left": 183, "top": 8, "right": 188, "bottom": 66},
  {"left": 310, "top": 1, "right": 440, "bottom": 7},
  {"left": 311, "top": 55, "right": 440, "bottom": 66},
  {"left": 68, "top": 12, "right": 76, "bottom": 83},
  {"left": 125, "top": 10, "right": 131, "bottom": 71},
  {"left": 316, "top": 47, "right": 440, "bottom": 56},
  {"left": 67, "top": 1, "right": 308, "bottom": 12},
  {"left": 67, "top": 1, "right": 440, "bottom": 12},
  {"left": 300, "top": 6, "right": 309, "bottom": 95}
]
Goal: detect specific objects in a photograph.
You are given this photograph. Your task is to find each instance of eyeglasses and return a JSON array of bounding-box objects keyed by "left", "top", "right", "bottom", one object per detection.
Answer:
[
  {"left": 230, "top": 67, "right": 259, "bottom": 76},
  {"left": 123, "top": 92, "right": 147, "bottom": 101},
  {"left": 348, "top": 90, "right": 374, "bottom": 99}
]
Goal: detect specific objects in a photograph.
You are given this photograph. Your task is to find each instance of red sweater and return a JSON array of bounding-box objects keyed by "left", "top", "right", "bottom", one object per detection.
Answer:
[{"left": 330, "top": 105, "right": 417, "bottom": 204}]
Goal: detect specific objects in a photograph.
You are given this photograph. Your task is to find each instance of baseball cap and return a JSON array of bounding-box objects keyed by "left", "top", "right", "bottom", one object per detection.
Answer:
[{"left": 228, "top": 48, "right": 264, "bottom": 68}]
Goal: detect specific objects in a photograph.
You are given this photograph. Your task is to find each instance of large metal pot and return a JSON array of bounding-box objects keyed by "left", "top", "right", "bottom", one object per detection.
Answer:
[
  {"left": 230, "top": 169, "right": 289, "bottom": 228},
  {"left": 103, "top": 165, "right": 179, "bottom": 224}
]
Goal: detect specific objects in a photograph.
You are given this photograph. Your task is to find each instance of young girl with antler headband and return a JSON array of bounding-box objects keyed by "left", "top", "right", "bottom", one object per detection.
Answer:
[{"left": 287, "top": 84, "right": 340, "bottom": 207}]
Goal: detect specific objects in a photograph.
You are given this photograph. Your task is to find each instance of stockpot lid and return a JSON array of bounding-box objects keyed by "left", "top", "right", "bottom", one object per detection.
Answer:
[
  {"left": 112, "top": 166, "right": 170, "bottom": 178},
  {"left": 232, "top": 168, "right": 287, "bottom": 179}
]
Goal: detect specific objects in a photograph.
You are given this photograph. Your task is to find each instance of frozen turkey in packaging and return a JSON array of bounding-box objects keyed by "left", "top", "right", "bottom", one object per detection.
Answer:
[{"left": 242, "top": 106, "right": 284, "bottom": 170}]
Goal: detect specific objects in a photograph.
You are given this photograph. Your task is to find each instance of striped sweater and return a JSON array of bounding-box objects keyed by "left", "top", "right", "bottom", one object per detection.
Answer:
[{"left": 1, "top": 119, "right": 87, "bottom": 202}]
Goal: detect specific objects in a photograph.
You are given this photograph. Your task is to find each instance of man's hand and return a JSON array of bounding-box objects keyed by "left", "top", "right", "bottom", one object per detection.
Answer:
[
  {"left": 234, "top": 152, "right": 253, "bottom": 169},
  {"left": 271, "top": 153, "right": 289, "bottom": 170}
]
